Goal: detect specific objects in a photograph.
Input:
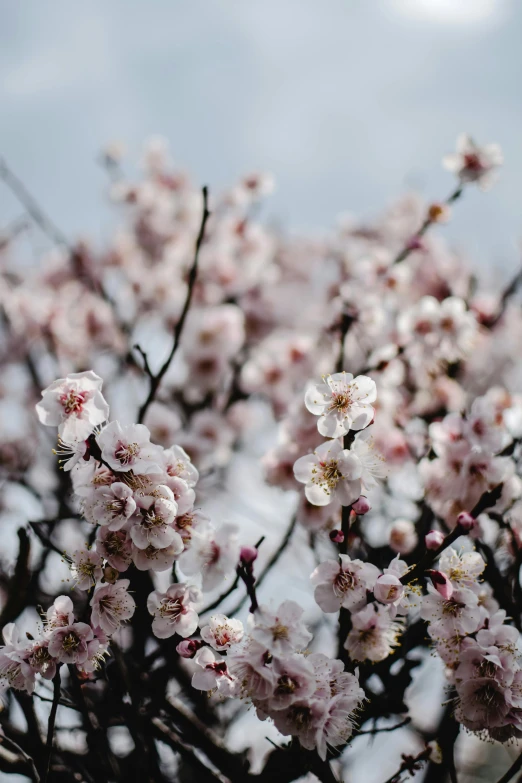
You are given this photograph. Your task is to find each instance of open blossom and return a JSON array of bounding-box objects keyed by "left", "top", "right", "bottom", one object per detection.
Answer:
[
  {"left": 421, "top": 586, "right": 482, "bottom": 640},
  {"left": 70, "top": 548, "right": 104, "bottom": 590},
  {"left": 374, "top": 573, "right": 404, "bottom": 606},
  {"left": 200, "top": 614, "right": 244, "bottom": 650},
  {"left": 87, "top": 482, "right": 136, "bottom": 530},
  {"left": 48, "top": 622, "right": 94, "bottom": 664},
  {"left": 90, "top": 580, "right": 136, "bottom": 635},
  {"left": 293, "top": 439, "right": 362, "bottom": 507},
  {"left": 227, "top": 640, "right": 275, "bottom": 700},
  {"left": 443, "top": 133, "right": 503, "bottom": 190},
  {"left": 0, "top": 624, "right": 35, "bottom": 693},
  {"left": 179, "top": 522, "right": 240, "bottom": 591},
  {"left": 131, "top": 485, "right": 182, "bottom": 551},
  {"left": 162, "top": 445, "right": 199, "bottom": 487},
  {"left": 345, "top": 604, "right": 401, "bottom": 662},
  {"left": 97, "top": 421, "right": 163, "bottom": 474},
  {"left": 147, "top": 583, "right": 202, "bottom": 638},
  {"left": 96, "top": 526, "right": 133, "bottom": 571},
  {"left": 132, "top": 541, "right": 181, "bottom": 572},
  {"left": 191, "top": 647, "right": 237, "bottom": 696},
  {"left": 350, "top": 430, "right": 386, "bottom": 490},
  {"left": 264, "top": 654, "right": 315, "bottom": 711},
  {"left": 311, "top": 555, "right": 380, "bottom": 613},
  {"left": 438, "top": 547, "right": 485, "bottom": 590},
  {"left": 315, "top": 691, "right": 365, "bottom": 760},
  {"left": 304, "top": 372, "right": 376, "bottom": 437},
  {"left": 26, "top": 640, "right": 57, "bottom": 681},
  {"left": 45, "top": 595, "right": 75, "bottom": 634},
  {"left": 250, "top": 601, "right": 313, "bottom": 655},
  {"left": 36, "top": 370, "right": 109, "bottom": 442}
]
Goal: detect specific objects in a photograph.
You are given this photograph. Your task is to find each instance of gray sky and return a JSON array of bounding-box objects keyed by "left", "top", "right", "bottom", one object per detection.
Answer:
[{"left": 1, "top": 0, "right": 521, "bottom": 280}]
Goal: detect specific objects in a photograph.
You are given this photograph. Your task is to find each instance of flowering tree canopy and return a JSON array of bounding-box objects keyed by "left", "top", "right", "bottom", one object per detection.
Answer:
[{"left": 1, "top": 135, "right": 522, "bottom": 783}]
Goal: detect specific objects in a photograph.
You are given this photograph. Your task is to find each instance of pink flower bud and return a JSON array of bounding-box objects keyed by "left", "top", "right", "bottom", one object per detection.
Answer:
[
  {"left": 425, "top": 530, "right": 445, "bottom": 550},
  {"left": 406, "top": 235, "right": 424, "bottom": 251},
  {"left": 240, "top": 546, "right": 258, "bottom": 565},
  {"left": 352, "top": 496, "right": 371, "bottom": 515},
  {"left": 427, "top": 570, "right": 453, "bottom": 600},
  {"left": 374, "top": 573, "right": 404, "bottom": 605},
  {"left": 329, "top": 529, "right": 345, "bottom": 544},
  {"left": 176, "top": 639, "right": 202, "bottom": 659},
  {"left": 457, "top": 512, "right": 476, "bottom": 531}
]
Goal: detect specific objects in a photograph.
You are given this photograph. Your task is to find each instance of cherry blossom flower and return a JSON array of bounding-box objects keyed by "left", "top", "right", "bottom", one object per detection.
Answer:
[
  {"left": 87, "top": 481, "right": 136, "bottom": 530},
  {"left": 345, "top": 604, "right": 401, "bottom": 663},
  {"left": 200, "top": 614, "right": 244, "bottom": 651},
  {"left": 179, "top": 522, "right": 239, "bottom": 591},
  {"left": 26, "top": 640, "right": 57, "bottom": 681},
  {"left": 315, "top": 692, "right": 364, "bottom": 761},
  {"left": 264, "top": 654, "right": 316, "bottom": 711},
  {"left": 443, "top": 134, "right": 503, "bottom": 190},
  {"left": 97, "top": 421, "right": 163, "bottom": 474},
  {"left": 374, "top": 573, "right": 405, "bottom": 606},
  {"left": 131, "top": 485, "right": 182, "bottom": 551},
  {"left": 0, "top": 624, "right": 35, "bottom": 693},
  {"left": 36, "top": 370, "right": 109, "bottom": 442},
  {"left": 96, "top": 526, "right": 133, "bottom": 571},
  {"left": 44, "top": 595, "right": 75, "bottom": 634},
  {"left": 90, "top": 580, "right": 136, "bottom": 635},
  {"left": 389, "top": 519, "right": 418, "bottom": 555},
  {"left": 162, "top": 445, "right": 199, "bottom": 487},
  {"left": 311, "top": 555, "right": 380, "bottom": 613},
  {"left": 250, "top": 601, "right": 313, "bottom": 655},
  {"left": 48, "top": 622, "right": 94, "bottom": 664},
  {"left": 421, "top": 586, "right": 482, "bottom": 640},
  {"left": 191, "top": 647, "right": 238, "bottom": 696},
  {"left": 227, "top": 640, "right": 275, "bottom": 701},
  {"left": 147, "top": 583, "right": 202, "bottom": 638},
  {"left": 304, "top": 372, "right": 376, "bottom": 437},
  {"left": 293, "top": 439, "right": 363, "bottom": 507},
  {"left": 132, "top": 541, "right": 181, "bottom": 572},
  {"left": 70, "top": 548, "right": 104, "bottom": 590}
]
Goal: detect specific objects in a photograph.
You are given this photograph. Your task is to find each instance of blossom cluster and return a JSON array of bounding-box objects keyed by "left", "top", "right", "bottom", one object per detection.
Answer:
[{"left": 2, "top": 133, "right": 522, "bottom": 781}]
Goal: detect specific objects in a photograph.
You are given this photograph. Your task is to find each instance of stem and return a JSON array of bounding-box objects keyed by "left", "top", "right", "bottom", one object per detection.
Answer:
[
  {"left": 392, "top": 184, "right": 463, "bottom": 266},
  {"left": 137, "top": 185, "right": 210, "bottom": 423},
  {"left": 495, "top": 750, "right": 522, "bottom": 783},
  {"left": 42, "top": 667, "right": 61, "bottom": 783}
]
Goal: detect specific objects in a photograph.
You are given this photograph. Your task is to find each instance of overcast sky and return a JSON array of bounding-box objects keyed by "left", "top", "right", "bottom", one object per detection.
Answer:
[{"left": 1, "top": 0, "right": 521, "bottom": 280}]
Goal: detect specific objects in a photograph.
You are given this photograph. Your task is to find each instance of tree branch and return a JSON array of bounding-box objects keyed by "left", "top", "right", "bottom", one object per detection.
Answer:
[{"left": 137, "top": 185, "right": 210, "bottom": 423}]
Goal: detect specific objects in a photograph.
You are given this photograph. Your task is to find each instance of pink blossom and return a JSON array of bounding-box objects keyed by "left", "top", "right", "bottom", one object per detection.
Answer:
[
  {"left": 48, "top": 622, "right": 94, "bottom": 664},
  {"left": 311, "top": 555, "right": 380, "bottom": 613},
  {"left": 36, "top": 370, "right": 109, "bottom": 442},
  {"left": 425, "top": 530, "right": 445, "bottom": 550},
  {"left": 97, "top": 421, "right": 163, "bottom": 474},
  {"left": 96, "top": 526, "right": 133, "bottom": 571},
  {"left": 443, "top": 134, "right": 503, "bottom": 190},
  {"left": 90, "top": 579, "right": 136, "bottom": 635},
  {"left": 70, "top": 548, "right": 104, "bottom": 590},
  {"left": 200, "top": 614, "right": 244, "bottom": 651},
  {"left": 293, "top": 439, "right": 363, "bottom": 507},
  {"left": 374, "top": 573, "right": 404, "bottom": 605},
  {"left": 250, "top": 601, "right": 313, "bottom": 655},
  {"left": 88, "top": 481, "right": 136, "bottom": 530},
  {"left": 147, "top": 583, "right": 202, "bottom": 638},
  {"left": 304, "top": 372, "right": 376, "bottom": 437},
  {"left": 191, "top": 647, "right": 237, "bottom": 695}
]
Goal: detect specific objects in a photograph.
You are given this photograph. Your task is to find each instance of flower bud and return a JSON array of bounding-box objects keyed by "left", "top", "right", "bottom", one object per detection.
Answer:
[
  {"left": 427, "top": 570, "right": 453, "bottom": 600},
  {"left": 176, "top": 639, "right": 203, "bottom": 659},
  {"left": 103, "top": 566, "right": 120, "bottom": 584},
  {"left": 240, "top": 546, "right": 258, "bottom": 565},
  {"left": 425, "top": 530, "right": 445, "bottom": 550},
  {"left": 457, "top": 511, "right": 476, "bottom": 531},
  {"left": 389, "top": 519, "right": 418, "bottom": 555},
  {"left": 374, "top": 573, "right": 404, "bottom": 605},
  {"left": 329, "top": 529, "right": 345, "bottom": 544},
  {"left": 406, "top": 235, "right": 424, "bottom": 251},
  {"left": 427, "top": 203, "right": 450, "bottom": 224},
  {"left": 352, "top": 496, "right": 371, "bottom": 515},
  {"left": 427, "top": 741, "right": 443, "bottom": 764}
]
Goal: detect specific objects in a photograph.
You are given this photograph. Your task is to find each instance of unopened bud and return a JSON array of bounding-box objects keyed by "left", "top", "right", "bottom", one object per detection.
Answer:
[
  {"left": 427, "top": 203, "right": 450, "bottom": 224},
  {"left": 240, "top": 546, "right": 258, "bottom": 565},
  {"left": 427, "top": 740, "right": 443, "bottom": 764},
  {"left": 457, "top": 512, "right": 476, "bottom": 531},
  {"left": 176, "top": 639, "right": 203, "bottom": 659},
  {"left": 352, "top": 496, "right": 371, "bottom": 515},
  {"left": 329, "top": 529, "right": 344, "bottom": 544},
  {"left": 425, "top": 530, "right": 445, "bottom": 550},
  {"left": 103, "top": 566, "right": 120, "bottom": 584},
  {"left": 427, "top": 570, "right": 453, "bottom": 600},
  {"left": 406, "top": 235, "right": 424, "bottom": 251}
]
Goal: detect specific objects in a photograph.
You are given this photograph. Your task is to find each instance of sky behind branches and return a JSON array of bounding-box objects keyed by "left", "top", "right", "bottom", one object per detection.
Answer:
[{"left": 1, "top": 0, "right": 521, "bottom": 280}]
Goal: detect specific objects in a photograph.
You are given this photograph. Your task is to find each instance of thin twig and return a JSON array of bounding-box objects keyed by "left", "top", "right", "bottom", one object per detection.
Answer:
[
  {"left": 227, "top": 514, "right": 297, "bottom": 616},
  {"left": 137, "top": 186, "right": 210, "bottom": 423},
  {"left": 392, "top": 184, "right": 463, "bottom": 265},
  {"left": 0, "top": 736, "right": 40, "bottom": 782},
  {"left": 0, "top": 158, "right": 70, "bottom": 248},
  {"left": 495, "top": 750, "right": 522, "bottom": 783},
  {"left": 42, "top": 667, "right": 61, "bottom": 783}
]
